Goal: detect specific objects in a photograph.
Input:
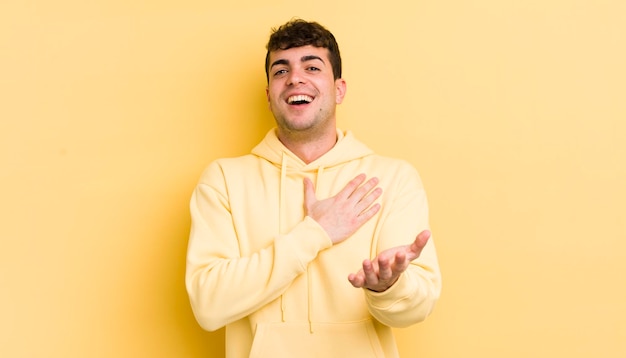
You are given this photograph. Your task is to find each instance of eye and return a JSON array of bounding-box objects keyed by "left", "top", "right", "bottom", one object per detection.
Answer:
[
  {"left": 307, "top": 66, "right": 321, "bottom": 72},
  {"left": 273, "top": 69, "right": 288, "bottom": 77}
]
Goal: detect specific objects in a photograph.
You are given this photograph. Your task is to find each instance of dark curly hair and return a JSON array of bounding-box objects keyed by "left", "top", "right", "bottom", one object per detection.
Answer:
[{"left": 265, "top": 19, "right": 342, "bottom": 82}]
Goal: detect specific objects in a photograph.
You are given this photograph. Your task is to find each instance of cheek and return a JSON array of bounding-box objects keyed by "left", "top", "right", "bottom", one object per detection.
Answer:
[
  {"left": 267, "top": 86, "right": 282, "bottom": 103},
  {"left": 267, "top": 95, "right": 279, "bottom": 109},
  {"left": 267, "top": 94, "right": 280, "bottom": 111}
]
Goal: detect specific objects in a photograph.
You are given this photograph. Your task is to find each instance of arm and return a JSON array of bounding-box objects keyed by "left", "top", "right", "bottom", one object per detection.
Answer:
[
  {"left": 349, "top": 165, "right": 441, "bottom": 327},
  {"left": 186, "top": 182, "right": 330, "bottom": 331}
]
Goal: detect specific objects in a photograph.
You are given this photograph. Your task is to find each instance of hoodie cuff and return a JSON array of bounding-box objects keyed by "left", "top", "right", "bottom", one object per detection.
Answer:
[
  {"left": 282, "top": 216, "right": 333, "bottom": 268},
  {"left": 364, "top": 271, "right": 417, "bottom": 309}
]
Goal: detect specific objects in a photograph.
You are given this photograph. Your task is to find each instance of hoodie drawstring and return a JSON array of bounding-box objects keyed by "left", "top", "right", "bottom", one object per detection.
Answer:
[
  {"left": 307, "top": 166, "right": 324, "bottom": 333},
  {"left": 279, "top": 152, "right": 326, "bottom": 334}
]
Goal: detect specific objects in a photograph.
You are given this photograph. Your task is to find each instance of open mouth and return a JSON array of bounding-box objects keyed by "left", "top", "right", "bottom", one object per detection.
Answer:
[{"left": 287, "top": 95, "right": 313, "bottom": 105}]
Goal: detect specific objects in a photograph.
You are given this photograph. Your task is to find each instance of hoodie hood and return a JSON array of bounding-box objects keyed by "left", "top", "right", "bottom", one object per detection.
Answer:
[{"left": 251, "top": 128, "right": 374, "bottom": 170}]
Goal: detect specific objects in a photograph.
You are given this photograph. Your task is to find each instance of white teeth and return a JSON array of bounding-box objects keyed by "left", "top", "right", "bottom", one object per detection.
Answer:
[{"left": 287, "top": 95, "right": 313, "bottom": 104}]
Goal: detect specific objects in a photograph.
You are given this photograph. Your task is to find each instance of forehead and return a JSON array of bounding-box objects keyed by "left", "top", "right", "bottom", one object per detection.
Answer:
[{"left": 268, "top": 45, "right": 330, "bottom": 65}]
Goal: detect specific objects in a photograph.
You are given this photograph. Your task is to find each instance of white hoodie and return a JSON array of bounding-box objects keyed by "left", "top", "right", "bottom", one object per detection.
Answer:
[{"left": 186, "top": 128, "right": 441, "bottom": 357}]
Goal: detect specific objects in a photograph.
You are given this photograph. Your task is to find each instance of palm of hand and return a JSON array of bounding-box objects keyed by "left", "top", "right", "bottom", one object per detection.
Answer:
[{"left": 348, "top": 230, "right": 431, "bottom": 292}]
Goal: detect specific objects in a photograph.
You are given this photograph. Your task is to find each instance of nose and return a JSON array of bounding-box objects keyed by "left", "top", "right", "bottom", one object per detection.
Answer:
[{"left": 286, "top": 68, "right": 305, "bottom": 86}]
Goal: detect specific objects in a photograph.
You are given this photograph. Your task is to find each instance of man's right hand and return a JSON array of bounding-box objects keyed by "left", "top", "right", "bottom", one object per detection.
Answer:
[{"left": 304, "top": 173, "right": 382, "bottom": 244}]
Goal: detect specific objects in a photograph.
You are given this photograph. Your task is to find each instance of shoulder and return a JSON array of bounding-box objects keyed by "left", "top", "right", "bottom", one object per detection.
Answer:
[
  {"left": 363, "top": 154, "right": 425, "bottom": 190},
  {"left": 197, "top": 154, "right": 259, "bottom": 184},
  {"left": 367, "top": 154, "right": 421, "bottom": 175}
]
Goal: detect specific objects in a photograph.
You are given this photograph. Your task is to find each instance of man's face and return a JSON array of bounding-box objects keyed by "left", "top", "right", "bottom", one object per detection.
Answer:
[{"left": 266, "top": 45, "right": 346, "bottom": 135}]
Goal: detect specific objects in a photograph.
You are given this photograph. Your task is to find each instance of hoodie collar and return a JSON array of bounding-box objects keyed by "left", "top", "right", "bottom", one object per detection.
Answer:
[{"left": 251, "top": 128, "right": 373, "bottom": 170}]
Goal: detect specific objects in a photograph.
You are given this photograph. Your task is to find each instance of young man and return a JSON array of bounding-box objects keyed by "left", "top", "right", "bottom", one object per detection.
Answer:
[{"left": 186, "top": 19, "right": 441, "bottom": 357}]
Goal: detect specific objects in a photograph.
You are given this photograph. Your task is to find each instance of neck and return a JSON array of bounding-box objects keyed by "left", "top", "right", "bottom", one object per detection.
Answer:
[{"left": 277, "top": 127, "right": 338, "bottom": 164}]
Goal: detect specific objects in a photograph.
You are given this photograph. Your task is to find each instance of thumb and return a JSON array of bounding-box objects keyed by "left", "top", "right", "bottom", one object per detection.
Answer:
[
  {"left": 409, "top": 230, "right": 431, "bottom": 258},
  {"left": 303, "top": 177, "right": 317, "bottom": 209}
]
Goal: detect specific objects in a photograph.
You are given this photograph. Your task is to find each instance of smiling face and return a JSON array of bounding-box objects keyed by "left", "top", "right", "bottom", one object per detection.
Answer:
[{"left": 266, "top": 45, "right": 346, "bottom": 140}]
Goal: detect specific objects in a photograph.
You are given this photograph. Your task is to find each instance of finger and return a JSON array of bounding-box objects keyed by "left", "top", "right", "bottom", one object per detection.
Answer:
[
  {"left": 355, "top": 186, "right": 382, "bottom": 214},
  {"left": 349, "top": 176, "right": 379, "bottom": 201},
  {"left": 377, "top": 255, "right": 392, "bottom": 281},
  {"left": 347, "top": 272, "right": 364, "bottom": 288},
  {"left": 336, "top": 173, "right": 367, "bottom": 199},
  {"left": 407, "top": 230, "right": 431, "bottom": 260},
  {"left": 362, "top": 259, "right": 378, "bottom": 285},
  {"left": 357, "top": 203, "right": 381, "bottom": 223},
  {"left": 417, "top": 229, "right": 431, "bottom": 244},
  {"left": 391, "top": 250, "right": 409, "bottom": 273}
]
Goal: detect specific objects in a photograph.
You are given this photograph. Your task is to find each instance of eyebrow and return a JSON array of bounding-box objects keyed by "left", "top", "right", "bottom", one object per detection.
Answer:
[
  {"left": 270, "top": 55, "right": 326, "bottom": 70},
  {"left": 302, "top": 55, "right": 325, "bottom": 64}
]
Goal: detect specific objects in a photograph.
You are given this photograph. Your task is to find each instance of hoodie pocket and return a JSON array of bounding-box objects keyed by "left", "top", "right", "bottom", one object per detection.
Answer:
[{"left": 249, "top": 319, "right": 385, "bottom": 358}]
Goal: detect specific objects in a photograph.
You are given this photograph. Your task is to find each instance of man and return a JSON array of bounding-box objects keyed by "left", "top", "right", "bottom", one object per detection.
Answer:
[{"left": 186, "top": 19, "right": 441, "bottom": 357}]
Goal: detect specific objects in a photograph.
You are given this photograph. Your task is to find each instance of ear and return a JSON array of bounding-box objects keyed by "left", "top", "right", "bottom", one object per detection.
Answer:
[
  {"left": 335, "top": 78, "right": 347, "bottom": 104},
  {"left": 265, "top": 87, "right": 271, "bottom": 108}
]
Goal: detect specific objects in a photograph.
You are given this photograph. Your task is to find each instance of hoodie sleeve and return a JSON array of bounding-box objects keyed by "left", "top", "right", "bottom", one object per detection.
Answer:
[
  {"left": 185, "top": 161, "right": 333, "bottom": 332},
  {"left": 364, "top": 162, "right": 442, "bottom": 327}
]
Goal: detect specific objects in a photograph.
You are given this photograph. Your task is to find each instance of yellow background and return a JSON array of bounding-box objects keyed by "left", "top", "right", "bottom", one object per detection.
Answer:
[{"left": 2, "top": 1, "right": 625, "bottom": 357}]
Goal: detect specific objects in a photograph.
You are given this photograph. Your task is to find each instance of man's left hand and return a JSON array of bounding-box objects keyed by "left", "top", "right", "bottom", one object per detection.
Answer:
[{"left": 348, "top": 230, "right": 431, "bottom": 292}]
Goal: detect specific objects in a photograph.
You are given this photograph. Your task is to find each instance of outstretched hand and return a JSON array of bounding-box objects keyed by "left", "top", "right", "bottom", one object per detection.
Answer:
[{"left": 348, "top": 230, "right": 431, "bottom": 292}]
